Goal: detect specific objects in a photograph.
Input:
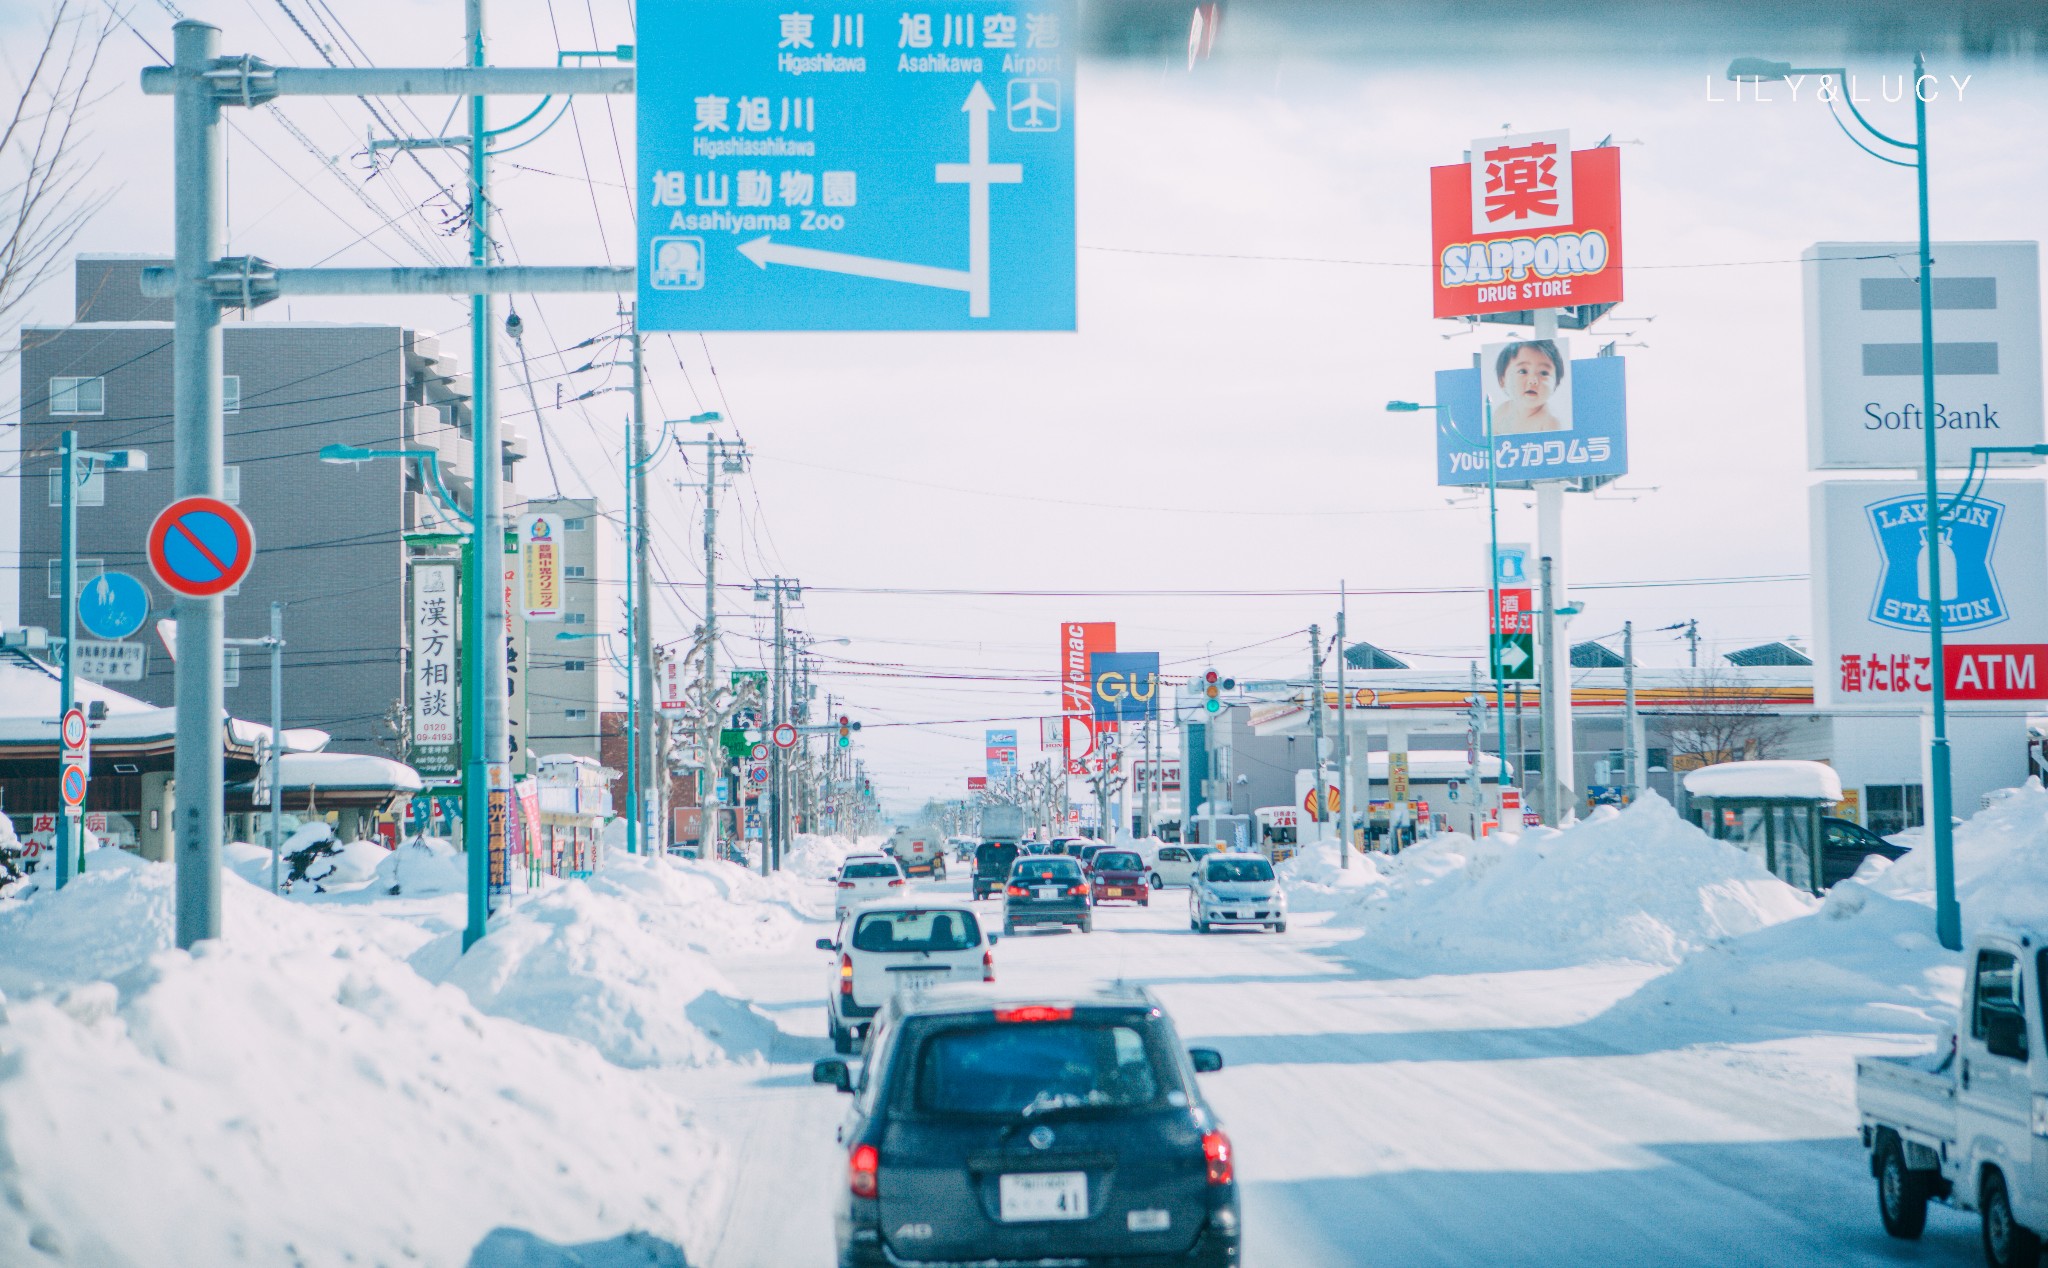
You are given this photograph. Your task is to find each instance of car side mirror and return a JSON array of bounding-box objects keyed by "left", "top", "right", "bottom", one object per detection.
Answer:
[
  {"left": 1188, "top": 1047, "right": 1224, "bottom": 1073},
  {"left": 813, "top": 1058, "right": 853, "bottom": 1092},
  {"left": 1983, "top": 1009, "right": 2030, "bottom": 1062},
  {"left": 816, "top": 937, "right": 837, "bottom": 951},
  {"left": 987, "top": 934, "right": 999, "bottom": 945}
]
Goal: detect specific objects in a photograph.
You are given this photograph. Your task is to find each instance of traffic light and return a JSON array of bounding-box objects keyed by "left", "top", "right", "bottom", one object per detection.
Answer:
[
  {"left": 837, "top": 715, "right": 851, "bottom": 747},
  {"left": 1204, "top": 670, "right": 1221, "bottom": 713}
]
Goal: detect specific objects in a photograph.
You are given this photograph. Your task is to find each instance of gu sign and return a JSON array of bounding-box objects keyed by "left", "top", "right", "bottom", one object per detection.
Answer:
[
  {"left": 1089, "top": 652, "right": 1161, "bottom": 722},
  {"left": 1811, "top": 479, "right": 2048, "bottom": 705},
  {"left": 1803, "top": 241, "right": 2044, "bottom": 469}
]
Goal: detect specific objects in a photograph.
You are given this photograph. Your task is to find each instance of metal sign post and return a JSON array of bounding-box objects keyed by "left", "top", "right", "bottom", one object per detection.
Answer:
[{"left": 143, "top": 20, "right": 633, "bottom": 949}]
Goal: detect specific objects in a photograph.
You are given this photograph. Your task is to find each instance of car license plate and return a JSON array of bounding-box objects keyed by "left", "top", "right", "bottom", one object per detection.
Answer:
[
  {"left": 1035, "top": 886, "right": 1058, "bottom": 899},
  {"left": 893, "top": 970, "right": 943, "bottom": 994},
  {"left": 999, "top": 1171, "right": 1087, "bottom": 1222},
  {"left": 1103, "top": 887, "right": 1121, "bottom": 896}
]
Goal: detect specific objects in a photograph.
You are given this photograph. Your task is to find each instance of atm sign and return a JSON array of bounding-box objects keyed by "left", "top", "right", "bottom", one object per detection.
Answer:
[{"left": 1944, "top": 644, "right": 2048, "bottom": 701}]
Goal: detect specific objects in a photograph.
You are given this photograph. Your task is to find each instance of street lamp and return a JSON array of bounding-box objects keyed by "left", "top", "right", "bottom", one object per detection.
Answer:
[
  {"left": 53, "top": 436, "right": 147, "bottom": 888},
  {"left": 1729, "top": 52, "right": 1959, "bottom": 949},
  {"left": 1387, "top": 399, "right": 1514, "bottom": 816},
  {"left": 318, "top": 443, "right": 472, "bottom": 528}
]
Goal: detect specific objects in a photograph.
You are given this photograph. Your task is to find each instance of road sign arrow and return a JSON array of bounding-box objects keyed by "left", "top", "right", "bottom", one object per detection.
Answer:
[
  {"left": 736, "top": 235, "right": 970, "bottom": 293},
  {"left": 1499, "top": 641, "right": 1529, "bottom": 673}
]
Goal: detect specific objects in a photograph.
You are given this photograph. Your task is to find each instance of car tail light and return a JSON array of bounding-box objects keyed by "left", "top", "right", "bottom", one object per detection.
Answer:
[
  {"left": 1006, "top": 885, "right": 1025, "bottom": 897},
  {"left": 888, "top": 879, "right": 905, "bottom": 887},
  {"left": 1066, "top": 884, "right": 1087, "bottom": 896},
  {"left": 837, "top": 881, "right": 855, "bottom": 889},
  {"left": 983, "top": 949, "right": 995, "bottom": 982},
  {"left": 1202, "top": 1131, "right": 1233, "bottom": 1185},
  {"left": 995, "top": 1005, "right": 1073, "bottom": 1023},
  {"left": 839, "top": 953, "right": 854, "bottom": 996},
  {"left": 849, "top": 1143, "right": 880, "bottom": 1198}
]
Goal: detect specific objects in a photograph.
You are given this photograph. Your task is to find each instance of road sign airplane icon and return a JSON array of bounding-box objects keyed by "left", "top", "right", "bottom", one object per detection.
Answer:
[{"left": 1007, "top": 79, "right": 1060, "bottom": 132}]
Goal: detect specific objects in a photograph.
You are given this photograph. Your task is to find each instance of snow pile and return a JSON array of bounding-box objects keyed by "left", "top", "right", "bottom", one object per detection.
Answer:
[
  {"left": 784, "top": 832, "right": 883, "bottom": 880},
  {"left": 0, "top": 861, "right": 727, "bottom": 1265},
  {"left": 372, "top": 834, "right": 466, "bottom": 896},
  {"left": 1615, "top": 781, "right": 2048, "bottom": 1037},
  {"left": 1274, "top": 840, "right": 1387, "bottom": 912},
  {"left": 1301, "top": 792, "right": 1817, "bottom": 970},
  {"left": 434, "top": 851, "right": 811, "bottom": 1068}
]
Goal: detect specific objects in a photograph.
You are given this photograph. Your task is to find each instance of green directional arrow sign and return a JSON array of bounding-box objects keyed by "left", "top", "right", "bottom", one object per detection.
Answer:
[{"left": 1491, "top": 631, "right": 1535, "bottom": 682}]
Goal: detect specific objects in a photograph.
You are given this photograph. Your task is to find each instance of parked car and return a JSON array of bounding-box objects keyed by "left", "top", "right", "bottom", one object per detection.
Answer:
[
  {"left": 818, "top": 901, "right": 996, "bottom": 1054},
  {"left": 1147, "top": 844, "right": 1217, "bottom": 890},
  {"left": 1822, "top": 816, "right": 1910, "bottom": 888},
  {"left": 973, "top": 840, "right": 1021, "bottom": 900},
  {"left": 835, "top": 856, "right": 908, "bottom": 920},
  {"left": 1856, "top": 925, "right": 2045, "bottom": 1266},
  {"left": 1090, "top": 849, "right": 1149, "bottom": 906},
  {"left": 1189, "top": 854, "right": 1285, "bottom": 934},
  {"left": 1004, "top": 855, "right": 1092, "bottom": 934},
  {"left": 810, "top": 983, "right": 1241, "bottom": 1268}
]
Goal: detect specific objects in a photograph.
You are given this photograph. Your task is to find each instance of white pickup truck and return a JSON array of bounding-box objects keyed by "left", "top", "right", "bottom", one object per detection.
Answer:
[{"left": 1856, "top": 925, "right": 2047, "bottom": 1268}]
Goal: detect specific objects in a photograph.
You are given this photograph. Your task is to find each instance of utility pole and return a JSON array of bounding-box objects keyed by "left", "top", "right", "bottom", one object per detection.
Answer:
[
  {"left": 685, "top": 435, "right": 747, "bottom": 864},
  {"left": 56, "top": 431, "right": 79, "bottom": 889},
  {"left": 1308, "top": 624, "right": 1327, "bottom": 840},
  {"left": 756, "top": 576, "right": 800, "bottom": 871},
  {"left": 1686, "top": 619, "right": 1700, "bottom": 669},
  {"left": 1539, "top": 555, "right": 1560, "bottom": 826},
  {"left": 1336, "top": 583, "right": 1352, "bottom": 868},
  {"left": 628, "top": 305, "right": 656, "bottom": 855},
  {"left": 227, "top": 606, "right": 286, "bottom": 892},
  {"left": 1623, "top": 619, "right": 1641, "bottom": 802}
]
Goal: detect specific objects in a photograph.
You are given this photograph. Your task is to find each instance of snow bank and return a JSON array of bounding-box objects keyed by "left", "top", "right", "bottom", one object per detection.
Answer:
[
  {"left": 0, "top": 861, "right": 727, "bottom": 1266},
  {"left": 1275, "top": 840, "right": 1387, "bottom": 913},
  {"left": 1297, "top": 791, "right": 1816, "bottom": 970},
  {"left": 373, "top": 834, "right": 466, "bottom": 896},
  {"left": 1615, "top": 781, "right": 2048, "bottom": 1037},
  {"left": 784, "top": 832, "right": 884, "bottom": 880},
  {"left": 434, "top": 851, "right": 820, "bottom": 1069}
]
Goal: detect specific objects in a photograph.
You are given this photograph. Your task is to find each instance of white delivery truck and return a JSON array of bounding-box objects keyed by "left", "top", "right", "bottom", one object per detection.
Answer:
[{"left": 1855, "top": 924, "right": 2046, "bottom": 1267}]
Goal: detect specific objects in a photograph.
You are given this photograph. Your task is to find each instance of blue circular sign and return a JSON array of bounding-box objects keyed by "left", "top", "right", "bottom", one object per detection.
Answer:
[{"left": 76, "top": 570, "right": 150, "bottom": 641}]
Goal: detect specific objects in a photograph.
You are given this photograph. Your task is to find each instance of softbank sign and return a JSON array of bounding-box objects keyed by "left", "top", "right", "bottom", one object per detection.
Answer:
[
  {"left": 1060, "top": 621, "right": 1115, "bottom": 775},
  {"left": 1803, "top": 241, "right": 2044, "bottom": 469}
]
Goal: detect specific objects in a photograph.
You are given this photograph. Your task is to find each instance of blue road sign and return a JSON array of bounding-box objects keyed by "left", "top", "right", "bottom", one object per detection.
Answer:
[
  {"left": 76, "top": 570, "right": 150, "bottom": 641},
  {"left": 637, "top": 0, "right": 1076, "bottom": 331},
  {"left": 61, "top": 763, "right": 86, "bottom": 807}
]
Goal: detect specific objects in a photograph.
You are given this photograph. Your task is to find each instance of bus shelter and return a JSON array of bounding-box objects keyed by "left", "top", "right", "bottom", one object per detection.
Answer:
[{"left": 1681, "top": 760, "right": 1843, "bottom": 895}]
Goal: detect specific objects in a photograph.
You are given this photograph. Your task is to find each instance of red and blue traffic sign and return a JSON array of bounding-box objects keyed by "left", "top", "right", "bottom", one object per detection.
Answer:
[
  {"left": 147, "top": 496, "right": 254, "bottom": 598},
  {"left": 60, "top": 763, "right": 86, "bottom": 808}
]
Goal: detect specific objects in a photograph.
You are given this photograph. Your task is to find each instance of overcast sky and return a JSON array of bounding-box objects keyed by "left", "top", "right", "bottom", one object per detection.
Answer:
[{"left": 5, "top": 1, "right": 2045, "bottom": 813}]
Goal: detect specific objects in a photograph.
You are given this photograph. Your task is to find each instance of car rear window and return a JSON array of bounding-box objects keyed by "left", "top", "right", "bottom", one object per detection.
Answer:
[
  {"left": 915, "top": 1021, "right": 1167, "bottom": 1115},
  {"left": 1012, "top": 859, "right": 1081, "bottom": 882},
  {"left": 843, "top": 861, "right": 901, "bottom": 879},
  {"left": 852, "top": 908, "right": 981, "bottom": 952},
  {"left": 1188, "top": 846, "right": 1217, "bottom": 860},
  {"left": 1096, "top": 852, "right": 1142, "bottom": 871},
  {"left": 1205, "top": 857, "right": 1274, "bottom": 882}
]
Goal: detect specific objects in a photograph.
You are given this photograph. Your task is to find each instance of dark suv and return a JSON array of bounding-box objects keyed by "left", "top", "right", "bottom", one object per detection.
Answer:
[
  {"left": 973, "top": 841, "right": 1021, "bottom": 901},
  {"left": 1004, "top": 856, "right": 1091, "bottom": 934},
  {"left": 811, "top": 986, "right": 1240, "bottom": 1268}
]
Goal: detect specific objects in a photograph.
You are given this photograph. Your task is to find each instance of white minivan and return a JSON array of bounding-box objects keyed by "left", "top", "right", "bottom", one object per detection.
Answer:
[
  {"left": 1146, "top": 843, "right": 1219, "bottom": 890},
  {"left": 1189, "top": 853, "right": 1286, "bottom": 934},
  {"left": 834, "top": 855, "right": 907, "bottom": 920},
  {"left": 818, "top": 901, "right": 995, "bottom": 1052}
]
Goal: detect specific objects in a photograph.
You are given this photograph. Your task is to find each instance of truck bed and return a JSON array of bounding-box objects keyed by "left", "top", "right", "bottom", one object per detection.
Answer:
[{"left": 1855, "top": 1050, "right": 1956, "bottom": 1146}]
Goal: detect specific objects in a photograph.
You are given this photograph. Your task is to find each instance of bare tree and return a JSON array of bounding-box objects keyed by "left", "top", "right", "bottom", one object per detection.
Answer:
[
  {"left": 1, "top": 1, "right": 117, "bottom": 372},
  {"left": 1662, "top": 668, "right": 1804, "bottom": 770}
]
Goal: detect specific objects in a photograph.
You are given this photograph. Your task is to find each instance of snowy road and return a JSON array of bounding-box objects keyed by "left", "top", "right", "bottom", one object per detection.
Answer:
[{"left": 688, "top": 873, "right": 1983, "bottom": 1268}]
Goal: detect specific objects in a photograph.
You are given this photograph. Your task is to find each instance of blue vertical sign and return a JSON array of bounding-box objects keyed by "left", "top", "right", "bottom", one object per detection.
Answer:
[{"left": 637, "top": 0, "right": 1077, "bottom": 331}]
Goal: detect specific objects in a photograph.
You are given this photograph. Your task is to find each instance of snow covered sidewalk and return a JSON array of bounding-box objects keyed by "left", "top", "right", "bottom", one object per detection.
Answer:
[{"left": 0, "top": 840, "right": 858, "bottom": 1267}]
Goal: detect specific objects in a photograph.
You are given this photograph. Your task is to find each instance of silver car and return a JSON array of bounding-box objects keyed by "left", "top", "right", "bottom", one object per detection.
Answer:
[{"left": 1188, "top": 853, "right": 1286, "bottom": 933}]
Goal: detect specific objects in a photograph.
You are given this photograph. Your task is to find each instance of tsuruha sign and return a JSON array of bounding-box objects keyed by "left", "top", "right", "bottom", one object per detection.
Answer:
[
  {"left": 1431, "top": 130, "right": 1624, "bottom": 320},
  {"left": 520, "top": 513, "right": 565, "bottom": 620},
  {"left": 1810, "top": 479, "right": 2048, "bottom": 705}
]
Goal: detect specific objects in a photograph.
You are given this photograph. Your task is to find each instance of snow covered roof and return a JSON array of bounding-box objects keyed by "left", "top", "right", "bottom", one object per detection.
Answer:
[
  {"left": 277, "top": 752, "right": 423, "bottom": 792},
  {"left": 1681, "top": 760, "right": 1843, "bottom": 803},
  {"left": 0, "top": 651, "right": 156, "bottom": 718}
]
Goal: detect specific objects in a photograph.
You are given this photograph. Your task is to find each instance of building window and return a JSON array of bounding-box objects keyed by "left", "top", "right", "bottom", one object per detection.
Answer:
[
  {"left": 223, "top": 647, "right": 242, "bottom": 688},
  {"left": 562, "top": 659, "right": 587, "bottom": 672},
  {"left": 564, "top": 517, "right": 588, "bottom": 530},
  {"left": 223, "top": 375, "right": 241, "bottom": 414},
  {"left": 564, "top": 612, "right": 586, "bottom": 625},
  {"left": 219, "top": 465, "right": 242, "bottom": 505},
  {"left": 48, "top": 376, "right": 104, "bottom": 415},
  {"left": 48, "top": 558, "right": 104, "bottom": 597},
  {"left": 48, "top": 467, "right": 106, "bottom": 508},
  {"left": 1864, "top": 784, "right": 1924, "bottom": 837},
  {"left": 564, "top": 565, "right": 587, "bottom": 578},
  {"left": 564, "top": 708, "right": 589, "bottom": 720}
]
